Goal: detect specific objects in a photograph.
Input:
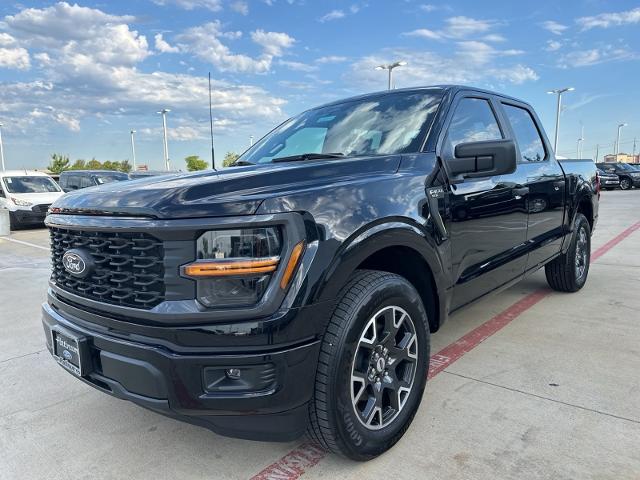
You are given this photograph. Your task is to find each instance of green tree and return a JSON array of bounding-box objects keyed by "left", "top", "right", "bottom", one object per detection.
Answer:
[
  {"left": 102, "top": 160, "right": 116, "bottom": 171},
  {"left": 86, "top": 158, "right": 102, "bottom": 169},
  {"left": 48, "top": 153, "right": 70, "bottom": 174},
  {"left": 70, "top": 159, "right": 86, "bottom": 170},
  {"left": 185, "top": 155, "right": 209, "bottom": 171},
  {"left": 118, "top": 160, "right": 133, "bottom": 173},
  {"left": 223, "top": 151, "right": 239, "bottom": 168}
]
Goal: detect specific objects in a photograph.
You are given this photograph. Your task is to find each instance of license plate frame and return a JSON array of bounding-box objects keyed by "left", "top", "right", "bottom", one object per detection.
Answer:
[{"left": 49, "top": 325, "right": 91, "bottom": 377}]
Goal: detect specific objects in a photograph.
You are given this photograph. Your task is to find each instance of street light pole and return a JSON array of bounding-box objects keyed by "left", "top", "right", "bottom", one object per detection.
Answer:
[
  {"left": 130, "top": 129, "right": 137, "bottom": 171},
  {"left": 0, "top": 123, "right": 5, "bottom": 172},
  {"left": 615, "top": 123, "right": 627, "bottom": 162},
  {"left": 547, "top": 87, "right": 574, "bottom": 154},
  {"left": 375, "top": 61, "right": 407, "bottom": 90},
  {"left": 157, "top": 109, "right": 171, "bottom": 171}
]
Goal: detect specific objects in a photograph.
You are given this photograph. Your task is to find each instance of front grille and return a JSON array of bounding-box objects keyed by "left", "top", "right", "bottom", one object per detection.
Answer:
[
  {"left": 32, "top": 204, "right": 51, "bottom": 214},
  {"left": 50, "top": 227, "right": 165, "bottom": 309}
]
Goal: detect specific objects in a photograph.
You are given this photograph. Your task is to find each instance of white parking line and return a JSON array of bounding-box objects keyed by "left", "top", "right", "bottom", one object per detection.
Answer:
[{"left": 0, "top": 236, "right": 49, "bottom": 251}]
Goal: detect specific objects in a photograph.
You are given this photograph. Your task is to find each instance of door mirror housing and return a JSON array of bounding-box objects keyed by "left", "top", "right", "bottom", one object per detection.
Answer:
[{"left": 447, "top": 139, "right": 517, "bottom": 180}]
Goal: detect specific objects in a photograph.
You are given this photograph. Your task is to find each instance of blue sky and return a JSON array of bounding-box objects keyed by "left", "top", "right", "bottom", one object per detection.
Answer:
[{"left": 0, "top": 1, "right": 639, "bottom": 170}]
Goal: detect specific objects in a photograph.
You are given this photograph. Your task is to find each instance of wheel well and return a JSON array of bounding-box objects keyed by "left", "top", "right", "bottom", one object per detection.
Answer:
[
  {"left": 577, "top": 196, "right": 594, "bottom": 230},
  {"left": 357, "top": 246, "right": 440, "bottom": 333}
]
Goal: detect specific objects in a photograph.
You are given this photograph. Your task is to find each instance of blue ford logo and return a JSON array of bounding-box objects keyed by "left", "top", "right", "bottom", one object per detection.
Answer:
[
  {"left": 62, "top": 349, "right": 73, "bottom": 360},
  {"left": 62, "top": 249, "right": 92, "bottom": 278}
]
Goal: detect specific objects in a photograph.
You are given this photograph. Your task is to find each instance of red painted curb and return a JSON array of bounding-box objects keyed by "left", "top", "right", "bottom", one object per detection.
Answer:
[{"left": 249, "top": 221, "right": 640, "bottom": 480}]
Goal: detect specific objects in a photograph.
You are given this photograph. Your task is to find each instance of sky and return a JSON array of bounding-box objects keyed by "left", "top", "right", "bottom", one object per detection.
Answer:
[{"left": 0, "top": 0, "right": 639, "bottom": 171}]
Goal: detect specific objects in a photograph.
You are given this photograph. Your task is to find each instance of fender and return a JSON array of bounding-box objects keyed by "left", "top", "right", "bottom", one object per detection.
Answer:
[{"left": 313, "top": 218, "right": 451, "bottom": 330}]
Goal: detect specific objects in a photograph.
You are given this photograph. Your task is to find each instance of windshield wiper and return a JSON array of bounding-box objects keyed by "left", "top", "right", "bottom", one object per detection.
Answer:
[
  {"left": 231, "top": 160, "right": 256, "bottom": 166},
  {"left": 272, "top": 152, "right": 345, "bottom": 163}
]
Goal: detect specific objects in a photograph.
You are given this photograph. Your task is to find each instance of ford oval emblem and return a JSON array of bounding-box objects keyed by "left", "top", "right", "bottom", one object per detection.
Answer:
[
  {"left": 62, "top": 249, "right": 91, "bottom": 278},
  {"left": 62, "top": 349, "right": 73, "bottom": 360}
]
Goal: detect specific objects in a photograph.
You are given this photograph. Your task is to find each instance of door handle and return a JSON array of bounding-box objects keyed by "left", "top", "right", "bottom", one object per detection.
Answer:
[
  {"left": 553, "top": 180, "right": 565, "bottom": 191},
  {"left": 513, "top": 187, "right": 529, "bottom": 197}
]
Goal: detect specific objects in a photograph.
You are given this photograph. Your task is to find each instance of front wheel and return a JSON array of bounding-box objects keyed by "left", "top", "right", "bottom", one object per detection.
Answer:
[
  {"left": 619, "top": 177, "right": 632, "bottom": 190},
  {"left": 307, "top": 270, "right": 430, "bottom": 461},
  {"left": 545, "top": 213, "right": 591, "bottom": 292}
]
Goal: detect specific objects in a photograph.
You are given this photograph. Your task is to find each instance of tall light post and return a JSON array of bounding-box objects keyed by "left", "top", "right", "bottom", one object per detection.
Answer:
[
  {"left": 130, "top": 129, "right": 137, "bottom": 171},
  {"left": 375, "top": 61, "right": 407, "bottom": 90},
  {"left": 615, "top": 123, "right": 627, "bottom": 162},
  {"left": 577, "top": 124, "right": 584, "bottom": 158},
  {"left": 157, "top": 109, "right": 171, "bottom": 171},
  {"left": 0, "top": 123, "right": 5, "bottom": 172},
  {"left": 547, "top": 87, "right": 574, "bottom": 154}
]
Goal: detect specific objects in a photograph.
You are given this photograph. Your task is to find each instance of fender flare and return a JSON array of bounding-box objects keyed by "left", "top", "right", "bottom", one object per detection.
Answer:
[{"left": 314, "top": 218, "right": 450, "bottom": 329}]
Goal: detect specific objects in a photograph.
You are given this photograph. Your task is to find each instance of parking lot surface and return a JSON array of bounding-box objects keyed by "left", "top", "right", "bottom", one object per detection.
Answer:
[{"left": 1, "top": 191, "right": 639, "bottom": 480}]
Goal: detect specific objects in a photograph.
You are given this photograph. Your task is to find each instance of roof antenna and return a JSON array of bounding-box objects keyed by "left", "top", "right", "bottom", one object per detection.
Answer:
[{"left": 208, "top": 72, "right": 217, "bottom": 171}]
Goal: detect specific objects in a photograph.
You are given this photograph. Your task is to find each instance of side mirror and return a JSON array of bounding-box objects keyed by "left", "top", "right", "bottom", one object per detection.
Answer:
[{"left": 448, "top": 139, "right": 517, "bottom": 180}]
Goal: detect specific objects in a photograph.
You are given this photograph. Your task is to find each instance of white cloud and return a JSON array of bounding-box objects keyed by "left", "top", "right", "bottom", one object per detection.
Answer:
[
  {"left": 176, "top": 22, "right": 294, "bottom": 73},
  {"left": 319, "top": 9, "right": 346, "bottom": 22},
  {"left": 346, "top": 48, "right": 538, "bottom": 90},
  {"left": 419, "top": 4, "right": 438, "bottom": 12},
  {"left": 404, "top": 16, "right": 495, "bottom": 41},
  {"left": 154, "top": 33, "right": 179, "bottom": 53},
  {"left": 250, "top": 29, "right": 295, "bottom": 56},
  {"left": 404, "top": 28, "right": 442, "bottom": 40},
  {"left": 0, "top": 3, "right": 288, "bottom": 134},
  {"left": 558, "top": 46, "right": 634, "bottom": 68},
  {"left": 231, "top": 1, "right": 249, "bottom": 15},
  {"left": 483, "top": 34, "right": 506, "bottom": 42},
  {"left": 277, "top": 59, "right": 318, "bottom": 72},
  {"left": 546, "top": 40, "right": 562, "bottom": 51},
  {"left": 316, "top": 55, "right": 348, "bottom": 63},
  {"left": 541, "top": 20, "right": 568, "bottom": 35},
  {"left": 5, "top": 2, "right": 150, "bottom": 66},
  {"left": 0, "top": 46, "right": 30, "bottom": 70},
  {"left": 152, "top": 0, "right": 222, "bottom": 11},
  {"left": 577, "top": 7, "right": 640, "bottom": 30}
]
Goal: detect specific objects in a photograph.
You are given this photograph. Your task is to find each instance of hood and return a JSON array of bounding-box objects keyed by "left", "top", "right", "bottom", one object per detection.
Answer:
[
  {"left": 50, "top": 155, "right": 401, "bottom": 219},
  {"left": 10, "top": 191, "right": 64, "bottom": 206}
]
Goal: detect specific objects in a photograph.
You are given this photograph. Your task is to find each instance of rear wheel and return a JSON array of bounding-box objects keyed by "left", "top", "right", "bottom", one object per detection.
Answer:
[
  {"left": 545, "top": 213, "right": 591, "bottom": 292},
  {"left": 619, "top": 177, "right": 632, "bottom": 190},
  {"left": 307, "top": 270, "right": 430, "bottom": 461}
]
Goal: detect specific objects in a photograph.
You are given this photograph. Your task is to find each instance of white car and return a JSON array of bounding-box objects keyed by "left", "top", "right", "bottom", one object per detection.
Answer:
[{"left": 0, "top": 170, "right": 64, "bottom": 229}]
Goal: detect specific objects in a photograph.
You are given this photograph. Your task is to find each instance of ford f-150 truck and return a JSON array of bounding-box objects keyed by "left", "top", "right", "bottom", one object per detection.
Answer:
[{"left": 42, "top": 85, "right": 598, "bottom": 460}]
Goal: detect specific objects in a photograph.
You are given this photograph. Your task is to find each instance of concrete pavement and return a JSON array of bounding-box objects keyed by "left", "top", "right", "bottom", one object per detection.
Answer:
[{"left": 1, "top": 190, "right": 639, "bottom": 479}]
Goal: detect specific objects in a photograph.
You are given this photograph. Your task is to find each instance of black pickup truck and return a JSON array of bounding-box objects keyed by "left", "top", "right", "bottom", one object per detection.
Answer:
[{"left": 43, "top": 86, "right": 598, "bottom": 461}]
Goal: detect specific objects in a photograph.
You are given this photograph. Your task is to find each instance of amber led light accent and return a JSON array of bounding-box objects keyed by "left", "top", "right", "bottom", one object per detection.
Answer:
[
  {"left": 184, "top": 257, "right": 279, "bottom": 277},
  {"left": 280, "top": 241, "right": 305, "bottom": 289}
]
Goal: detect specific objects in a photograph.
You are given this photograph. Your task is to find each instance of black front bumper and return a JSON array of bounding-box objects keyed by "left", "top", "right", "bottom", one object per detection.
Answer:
[
  {"left": 11, "top": 210, "right": 46, "bottom": 225},
  {"left": 42, "top": 300, "right": 321, "bottom": 441}
]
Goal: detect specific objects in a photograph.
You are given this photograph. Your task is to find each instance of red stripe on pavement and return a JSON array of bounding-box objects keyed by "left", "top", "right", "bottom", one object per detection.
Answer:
[
  {"left": 591, "top": 221, "right": 640, "bottom": 261},
  {"left": 427, "top": 289, "right": 549, "bottom": 380},
  {"left": 249, "top": 221, "right": 640, "bottom": 480}
]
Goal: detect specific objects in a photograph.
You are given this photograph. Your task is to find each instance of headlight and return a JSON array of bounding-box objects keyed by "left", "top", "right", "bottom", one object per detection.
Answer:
[
  {"left": 182, "top": 227, "right": 304, "bottom": 308},
  {"left": 12, "top": 198, "right": 32, "bottom": 207}
]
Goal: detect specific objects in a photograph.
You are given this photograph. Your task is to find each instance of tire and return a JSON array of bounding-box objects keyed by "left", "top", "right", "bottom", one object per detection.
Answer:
[
  {"left": 619, "top": 177, "right": 632, "bottom": 190},
  {"left": 545, "top": 213, "right": 591, "bottom": 292},
  {"left": 307, "top": 270, "right": 430, "bottom": 461}
]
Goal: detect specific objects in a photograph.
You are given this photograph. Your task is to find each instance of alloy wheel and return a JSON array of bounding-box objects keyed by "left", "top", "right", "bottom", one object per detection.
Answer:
[
  {"left": 575, "top": 225, "right": 589, "bottom": 280},
  {"left": 350, "top": 306, "right": 418, "bottom": 430}
]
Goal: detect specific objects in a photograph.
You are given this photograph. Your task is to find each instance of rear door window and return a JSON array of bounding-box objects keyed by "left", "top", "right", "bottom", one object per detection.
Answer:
[
  {"left": 502, "top": 104, "right": 547, "bottom": 162},
  {"left": 443, "top": 97, "right": 503, "bottom": 156}
]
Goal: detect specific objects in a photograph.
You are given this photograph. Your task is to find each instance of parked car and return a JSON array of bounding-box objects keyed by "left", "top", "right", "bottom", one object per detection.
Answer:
[
  {"left": 595, "top": 162, "right": 640, "bottom": 190},
  {"left": 597, "top": 168, "right": 620, "bottom": 190},
  {"left": 0, "top": 170, "right": 64, "bottom": 228},
  {"left": 43, "top": 85, "right": 598, "bottom": 460},
  {"left": 58, "top": 170, "right": 129, "bottom": 192}
]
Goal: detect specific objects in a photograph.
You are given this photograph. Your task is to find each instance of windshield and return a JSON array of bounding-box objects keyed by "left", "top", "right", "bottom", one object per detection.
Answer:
[
  {"left": 239, "top": 90, "right": 443, "bottom": 164},
  {"left": 616, "top": 163, "right": 638, "bottom": 171},
  {"left": 3, "top": 176, "right": 61, "bottom": 194},
  {"left": 95, "top": 173, "right": 128, "bottom": 184}
]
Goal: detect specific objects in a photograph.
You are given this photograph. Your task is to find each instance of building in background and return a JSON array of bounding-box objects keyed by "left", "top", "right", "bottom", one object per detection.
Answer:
[{"left": 602, "top": 153, "right": 640, "bottom": 164}]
